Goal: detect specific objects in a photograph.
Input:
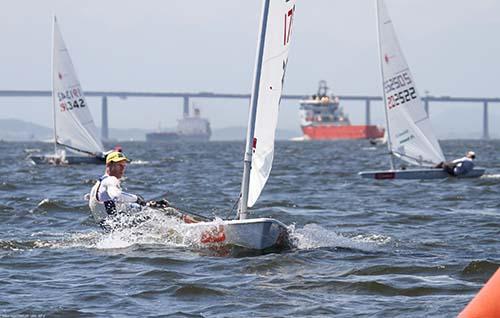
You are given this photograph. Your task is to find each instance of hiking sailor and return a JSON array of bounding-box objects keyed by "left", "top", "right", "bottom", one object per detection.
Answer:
[
  {"left": 87, "top": 151, "right": 146, "bottom": 226},
  {"left": 435, "top": 151, "right": 476, "bottom": 176},
  {"left": 86, "top": 150, "right": 201, "bottom": 228}
]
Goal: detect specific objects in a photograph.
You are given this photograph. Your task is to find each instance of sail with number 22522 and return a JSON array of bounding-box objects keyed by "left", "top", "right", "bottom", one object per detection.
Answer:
[{"left": 359, "top": 0, "right": 484, "bottom": 180}]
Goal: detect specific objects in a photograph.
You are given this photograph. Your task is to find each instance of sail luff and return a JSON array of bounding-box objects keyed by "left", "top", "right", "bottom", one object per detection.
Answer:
[
  {"left": 52, "top": 15, "right": 58, "bottom": 156},
  {"left": 376, "top": 0, "right": 394, "bottom": 170},
  {"left": 239, "top": 0, "right": 271, "bottom": 220}
]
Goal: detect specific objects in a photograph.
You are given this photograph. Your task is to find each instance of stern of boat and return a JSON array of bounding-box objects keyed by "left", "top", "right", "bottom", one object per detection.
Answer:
[{"left": 191, "top": 218, "right": 290, "bottom": 251}]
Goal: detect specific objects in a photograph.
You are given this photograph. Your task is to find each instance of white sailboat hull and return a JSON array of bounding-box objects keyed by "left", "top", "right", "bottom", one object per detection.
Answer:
[
  {"left": 359, "top": 167, "right": 485, "bottom": 180},
  {"left": 29, "top": 154, "right": 104, "bottom": 165},
  {"left": 188, "top": 218, "right": 289, "bottom": 250}
]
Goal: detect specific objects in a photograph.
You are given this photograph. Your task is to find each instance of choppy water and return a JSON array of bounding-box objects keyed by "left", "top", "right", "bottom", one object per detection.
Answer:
[{"left": 0, "top": 139, "right": 499, "bottom": 317}]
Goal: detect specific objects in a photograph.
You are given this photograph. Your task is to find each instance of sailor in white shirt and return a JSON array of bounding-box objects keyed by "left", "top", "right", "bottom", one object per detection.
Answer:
[
  {"left": 88, "top": 151, "right": 146, "bottom": 226},
  {"left": 435, "top": 151, "right": 476, "bottom": 176}
]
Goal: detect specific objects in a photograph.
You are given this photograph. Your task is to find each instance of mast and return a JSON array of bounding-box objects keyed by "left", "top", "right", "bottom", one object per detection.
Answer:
[
  {"left": 238, "top": 0, "right": 270, "bottom": 220},
  {"left": 375, "top": 0, "right": 395, "bottom": 170},
  {"left": 51, "top": 15, "right": 58, "bottom": 156}
]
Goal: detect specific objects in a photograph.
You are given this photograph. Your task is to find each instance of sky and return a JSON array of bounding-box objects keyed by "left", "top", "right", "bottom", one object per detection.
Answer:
[{"left": 0, "top": 0, "right": 499, "bottom": 138}]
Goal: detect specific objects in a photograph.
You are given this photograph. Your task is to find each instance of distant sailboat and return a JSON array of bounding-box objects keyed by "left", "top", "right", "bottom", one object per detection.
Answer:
[
  {"left": 369, "top": 129, "right": 387, "bottom": 146},
  {"left": 30, "top": 16, "right": 105, "bottom": 165},
  {"left": 186, "top": 0, "right": 296, "bottom": 250},
  {"left": 359, "top": 0, "right": 484, "bottom": 179}
]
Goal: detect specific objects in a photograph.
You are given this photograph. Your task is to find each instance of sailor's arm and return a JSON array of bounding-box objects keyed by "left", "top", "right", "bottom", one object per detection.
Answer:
[
  {"left": 102, "top": 177, "right": 139, "bottom": 203},
  {"left": 451, "top": 157, "right": 467, "bottom": 164}
]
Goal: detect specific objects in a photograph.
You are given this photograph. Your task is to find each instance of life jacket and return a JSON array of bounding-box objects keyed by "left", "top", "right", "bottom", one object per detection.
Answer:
[
  {"left": 89, "top": 175, "right": 117, "bottom": 223},
  {"left": 453, "top": 157, "right": 474, "bottom": 176}
]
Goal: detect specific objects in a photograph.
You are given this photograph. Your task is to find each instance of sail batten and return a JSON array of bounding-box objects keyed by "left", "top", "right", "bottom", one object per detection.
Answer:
[
  {"left": 377, "top": 0, "right": 445, "bottom": 167},
  {"left": 53, "top": 17, "right": 104, "bottom": 156}
]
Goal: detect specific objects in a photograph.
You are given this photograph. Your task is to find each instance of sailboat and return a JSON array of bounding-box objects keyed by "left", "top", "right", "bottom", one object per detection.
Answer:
[
  {"left": 29, "top": 16, "right": 105, "bottom": 165},
  {"left": 369, "top": 129, "right": 387, "bottom": 146},
  {"left": 185, "top": 0, "right": 296, "bottom": 250},
  {"left": 359, "top": 0, "right": 484, "bottom": 180}
]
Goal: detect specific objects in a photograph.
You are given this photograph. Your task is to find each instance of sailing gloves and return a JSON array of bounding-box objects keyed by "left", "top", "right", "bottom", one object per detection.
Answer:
[
  {"left": 146, "top": 199, "right": 171, "bottom": 208},
  {"left": 136, "top": 195, "right": 147, "bottom": 206},
  {"left": 134, "top": 196, "right": 172, "bottom": 208}
]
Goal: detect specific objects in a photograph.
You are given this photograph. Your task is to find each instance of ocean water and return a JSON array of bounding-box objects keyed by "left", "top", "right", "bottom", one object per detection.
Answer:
[{"left": 0, "top": 139, "right": 499, "bottom": 317}]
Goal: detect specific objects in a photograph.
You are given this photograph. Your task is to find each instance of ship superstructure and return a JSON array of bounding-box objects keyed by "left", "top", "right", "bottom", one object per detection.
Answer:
[{"left": 146, "top": 107, "right": 211, "bottom": 142}]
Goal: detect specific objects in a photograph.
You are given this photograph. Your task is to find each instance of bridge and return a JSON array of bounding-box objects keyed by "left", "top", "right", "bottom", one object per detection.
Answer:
[{"left": 0, "top": 90, "right": 498, "bottom": 139}]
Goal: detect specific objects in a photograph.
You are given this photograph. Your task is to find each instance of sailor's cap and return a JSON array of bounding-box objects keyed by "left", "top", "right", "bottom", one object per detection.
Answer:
[{"left": 106, "top": 151, "right": 129, "bottom": 164}]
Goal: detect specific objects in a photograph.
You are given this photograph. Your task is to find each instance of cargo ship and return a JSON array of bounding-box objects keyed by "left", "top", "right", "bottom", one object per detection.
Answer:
[
  {"left": 146, "top": 108, "right": 211, "bottom": 142},
  {"left": 299, "top": 81, "right": 385, "bottom": 140}
]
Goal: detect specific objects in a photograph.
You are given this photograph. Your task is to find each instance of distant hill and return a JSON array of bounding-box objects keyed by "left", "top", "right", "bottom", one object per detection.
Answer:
[
  {"left": 16, "top": 118, "right": 489, "bottom": 141},
  {"left": 108, "top": 128, "right": 151, "bottom": 142},
  {"left": 0, "top": 118, "right": 52, "bottom": 141},
  {"left": 0, "top": 118, "right": 308, "bottom": 142},
  {"left": 115, "top": 126, "right": 302, "bottom": 141},
  {"left": 0, "top": 118, "right": 148, "bottom": 142}
]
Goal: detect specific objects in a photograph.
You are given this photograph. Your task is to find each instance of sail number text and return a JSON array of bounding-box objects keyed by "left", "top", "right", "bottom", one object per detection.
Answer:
[
  {"left": 384, "top": 72, "right": 412, "bottom": 94},
  {"left": 57, "top": 88, "right": 86, "bottom": 112},
  {"left": 387, "top": 87, "right": 417, "bottom": 109},
  {"left": 384, "top": 72, "right": 417, "bottom": 109}
]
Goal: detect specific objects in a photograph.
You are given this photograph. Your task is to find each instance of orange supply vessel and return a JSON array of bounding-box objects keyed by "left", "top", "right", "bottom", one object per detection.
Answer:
[{"left": 300, "top": 81, "right": 385, "bottom": 140}]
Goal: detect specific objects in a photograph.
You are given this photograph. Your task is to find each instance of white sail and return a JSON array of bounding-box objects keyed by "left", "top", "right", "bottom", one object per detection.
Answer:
[
  {"left": 247, "top": 0, "right": 296, "bottom": 207},
  {"left": 53, "top": 17, "right": 104, "bottom": 155},
  {"left": 377, "top": 0, "right": 444, "bottom": 167}
]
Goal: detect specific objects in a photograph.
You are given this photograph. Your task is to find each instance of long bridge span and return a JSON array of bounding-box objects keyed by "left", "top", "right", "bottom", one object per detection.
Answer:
[{"left": 0, "top": 90, "right": 497, "bottom": 140}]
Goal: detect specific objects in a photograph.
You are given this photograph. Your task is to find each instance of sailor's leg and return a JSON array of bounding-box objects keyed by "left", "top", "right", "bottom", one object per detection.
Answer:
[
  {"left": 434, "top": 161, "right": 444, "bottom": 169},
  {"left": 442, "top": 162, "right": 457, "bottom": 176}
]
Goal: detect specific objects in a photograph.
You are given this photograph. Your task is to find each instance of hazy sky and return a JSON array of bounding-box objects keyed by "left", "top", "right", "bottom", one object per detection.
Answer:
[{"left": 0, "top": 0, "right": 499, "bottom": 137}]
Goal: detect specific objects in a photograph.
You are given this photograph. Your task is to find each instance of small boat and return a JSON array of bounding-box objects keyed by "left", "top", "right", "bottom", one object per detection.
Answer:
[
  {"left": 369, "top": 130, "right": 387, "bottom": 146},
  {"left": 360, "top": 168, "right": 485, "bottom": 180},
  {"left": 185, "top": 0, "right": 296, "bottom": 250},
  {"left": 359, "top": 0, "right": 484, "bottom": 180},
  {"left": 29, "top": 16, "right": 105, "bottom": 165}
]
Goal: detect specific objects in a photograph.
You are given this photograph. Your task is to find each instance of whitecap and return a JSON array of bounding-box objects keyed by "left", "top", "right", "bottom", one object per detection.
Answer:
[
  {"left": 481, "top": 173, "right": 500, "bottom": 179},
  {"left": 130, "top": 160, "right": 150, "bottom": 165},
  {"left": 288, "top": 223, "right": 391, "bottom": 251}
]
